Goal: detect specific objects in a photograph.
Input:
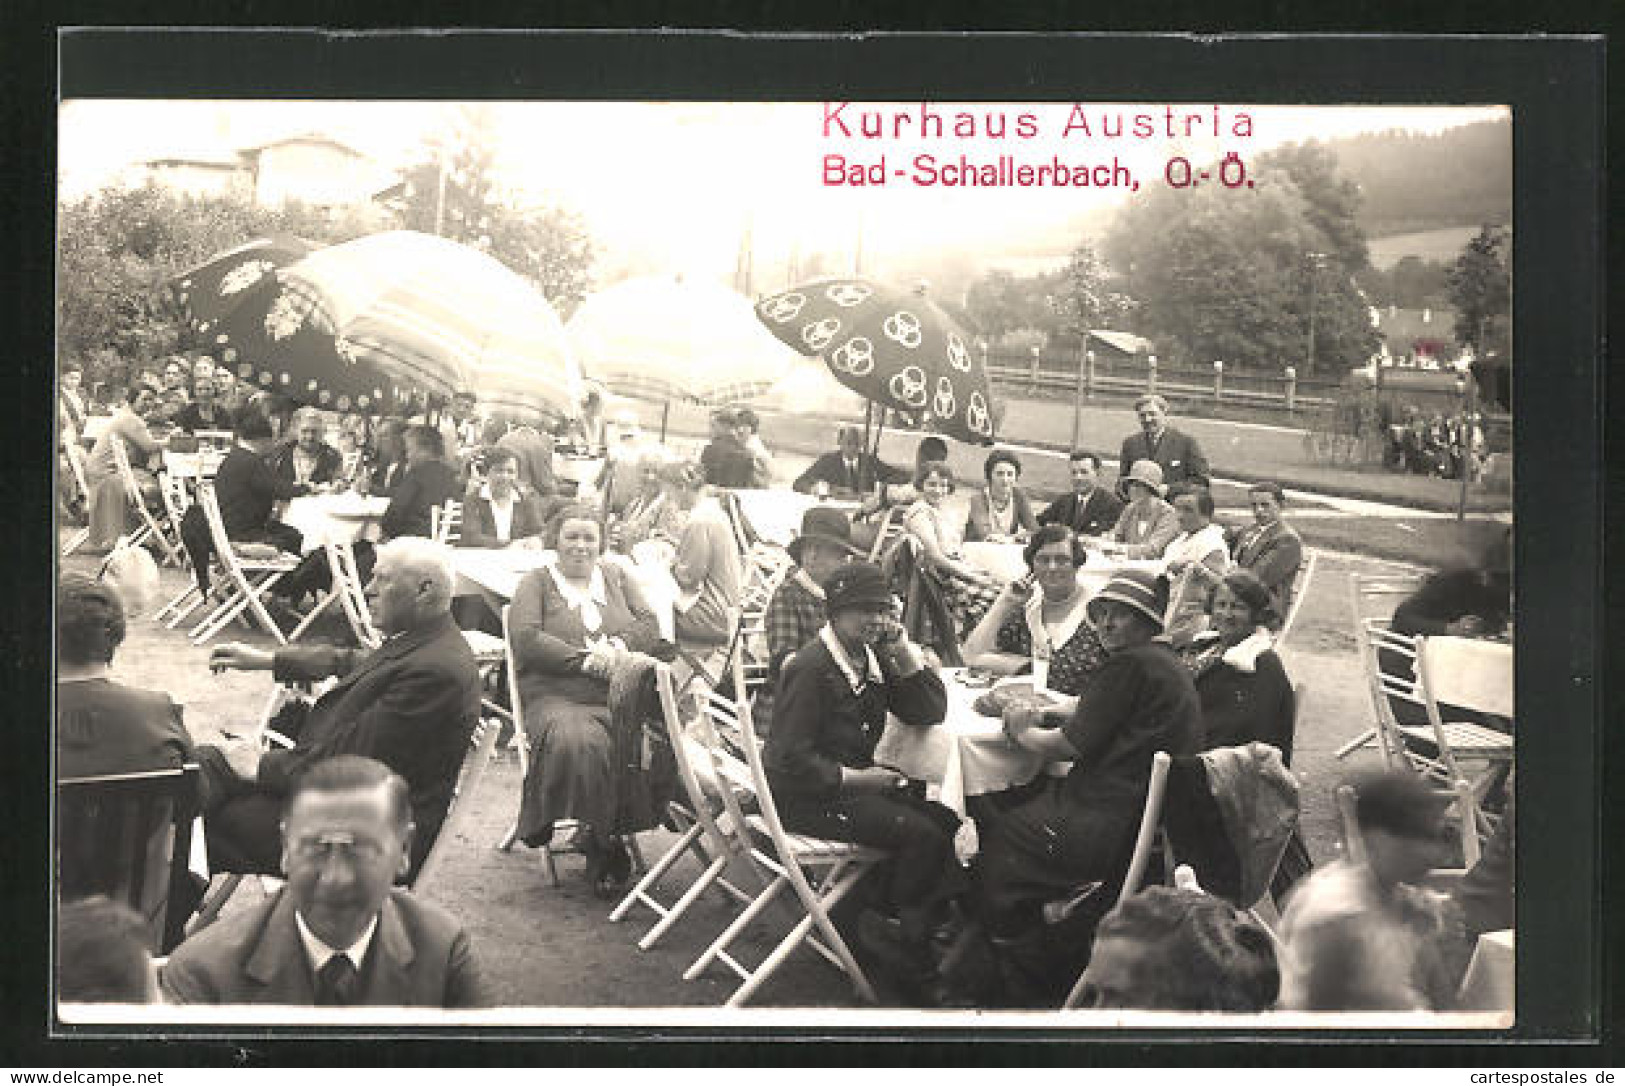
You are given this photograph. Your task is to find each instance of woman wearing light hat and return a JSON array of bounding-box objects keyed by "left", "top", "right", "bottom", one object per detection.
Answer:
[
  {"left": 973, "top": 567, "right": 1201, "bottom": 1003},
  {"left": 1109, "top": 459, "right": 1181, "bottom": 559},
  {"left": 765, "top": 561, "right": 965, "bottom": 1004}
]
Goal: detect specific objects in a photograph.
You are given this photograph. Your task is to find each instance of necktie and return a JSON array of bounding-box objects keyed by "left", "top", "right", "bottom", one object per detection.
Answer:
[
  {"left": 845, "top": 459, "right": 858, "bottom": 489},
  {"left": 316, "top": 953, "right": 360, "bottom": 1006}
]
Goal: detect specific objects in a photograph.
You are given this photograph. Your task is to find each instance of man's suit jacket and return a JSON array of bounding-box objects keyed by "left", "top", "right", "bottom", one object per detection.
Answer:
[
  {"left": 792, "top": 451, "right": 911, "bottom": 496},
  {"left": 213, "top": 444, "right": 306, "bottom": 540},
  {"left": 1037, "top": 487, "right": 1124, "bottom": 537},
  {"left": 271, "top": 442, "right": 345, "bottom": 486},
  {"left": 381, "top": 459, "right": 462, "bottom": 539},
  {"left": 1231, "top": 520, "right": 1305, "bottom": 610},
  {"left": 161, "top": 887, "right": 487, "bottom": 1006},
  {"left": 260, "top": 613, "right": 481, "bottom": 872},
  {"left": 1119, "top": 426, "right": 1211, "bottom": 487},
  {"left": 456, "top": 492, "right": 548, "bottom": 548}
]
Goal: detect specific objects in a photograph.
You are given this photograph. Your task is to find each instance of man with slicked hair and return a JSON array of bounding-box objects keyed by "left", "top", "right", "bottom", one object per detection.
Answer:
[
  {"left": 163, "top": 755, "right": 487, "bottom": 1007},
  {"left": 198, "top": 538, "right": 481, "bottom": 879}
]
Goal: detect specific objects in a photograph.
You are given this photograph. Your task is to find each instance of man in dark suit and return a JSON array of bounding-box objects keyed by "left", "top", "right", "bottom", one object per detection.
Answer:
[
  {"left": 162, "top": 755, "right": 488, "bottom": 1007},
  {"left": 198, "top": 537, "right": 482, "bottom": 878},
  {"left": 179, "top": 409, "right": 309, "bottom": 595},
  {"left": 793, "top": 423, "right": 912, "bottom": 500},
  {"left": 1117, "top": 394, "right": 1211, "bottom": 488},
  {"left": 381, "top": 425, "right": 462, "bottom": 540},
  {"left": 1037, "top": 451, "right": 1123, "bottom": 537}
]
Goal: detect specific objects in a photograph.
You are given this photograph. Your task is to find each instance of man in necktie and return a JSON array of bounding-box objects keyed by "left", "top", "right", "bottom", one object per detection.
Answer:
[
  {"left": 793, "top": 424, "right": 911, "bottom": 500},
  {"left": 162, "top": 756, "right": 488, "bottom": 1007}
]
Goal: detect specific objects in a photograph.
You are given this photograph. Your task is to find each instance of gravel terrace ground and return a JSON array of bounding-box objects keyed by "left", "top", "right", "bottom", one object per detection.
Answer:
[{"left": 54, "top": 420, "right": 1446, "bottom": 1010}]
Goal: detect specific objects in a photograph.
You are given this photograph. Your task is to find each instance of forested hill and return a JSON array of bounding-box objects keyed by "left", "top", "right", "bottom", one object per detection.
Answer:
[{"left": 1323, "top": 119, "right": 1513, "bottom": 237}]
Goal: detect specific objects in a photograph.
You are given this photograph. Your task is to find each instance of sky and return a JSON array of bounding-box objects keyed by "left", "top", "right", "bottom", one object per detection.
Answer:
[{"left": 58, "top": 100, "right": 1509, "bottom": 289}]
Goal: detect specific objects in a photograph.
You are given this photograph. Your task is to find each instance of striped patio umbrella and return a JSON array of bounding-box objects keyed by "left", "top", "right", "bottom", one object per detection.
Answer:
[{"left": 566, "top": 276, "right": 798, "bottom": 406}]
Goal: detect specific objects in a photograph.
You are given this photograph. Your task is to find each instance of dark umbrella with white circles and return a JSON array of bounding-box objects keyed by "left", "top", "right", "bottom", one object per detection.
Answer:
[
  {"left": 753, "top": 277, "right": 997, "bottom": 445},
  {"left": 170, "top": 235, "right": 320, "bottom": 370}
]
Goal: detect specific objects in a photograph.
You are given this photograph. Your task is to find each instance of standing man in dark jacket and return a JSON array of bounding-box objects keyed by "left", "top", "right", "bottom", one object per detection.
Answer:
[
  {"left": 197, "top": 538, "right": 482, "bottom": 879},
  {"left": 1118, "top": 394, "right": 1210, "bottom": 488},
  {"left": 1037, "top": 451, "right": 1123, "bottom": 537}
]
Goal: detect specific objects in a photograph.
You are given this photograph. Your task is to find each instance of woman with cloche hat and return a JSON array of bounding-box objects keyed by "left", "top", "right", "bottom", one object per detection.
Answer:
[
  {"left": 763, "top": 561, "right": 966, "bottom": 1005},
  {"left": 1108, "top": 459, "right": 1181, "bottom": 559},
  {"left": 972, "top": 568, "right": 1201, "bottom": 1004}
]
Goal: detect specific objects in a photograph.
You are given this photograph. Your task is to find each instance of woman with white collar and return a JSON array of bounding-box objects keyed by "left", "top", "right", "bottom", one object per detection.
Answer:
[
  {"left": 961, "top": 523, "right": 1109, "bottom": 708},
  {"left": 508, "top": 503, "right": 665, "bottom": 892},
  {"left": 1177, "top": 569, "right": 1296, "bottom": 760}
]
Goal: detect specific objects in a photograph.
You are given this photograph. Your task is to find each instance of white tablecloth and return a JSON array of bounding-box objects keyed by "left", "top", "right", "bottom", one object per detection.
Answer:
[
  {"left": 161, "top": 450, "right": 227, "bottom": 479},
  {"left": 554, "top": 454, "right": 605, "bottom": 486},
  {"left": 281, "top": 493, "right": 389, "bottom": 549},
  {"left": 451, "top": 548, "right": 678, "bottom": 641},
  {"left": 731, "top": 489, "right": 859, "bottom": 547},
  {"left": 872, "top": 669, "right": 1059, "bottom": 859}
]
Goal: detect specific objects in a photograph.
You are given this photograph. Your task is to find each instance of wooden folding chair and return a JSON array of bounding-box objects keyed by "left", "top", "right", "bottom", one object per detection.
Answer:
[
  {"left": 1335, "top": 775, "right": 1482, "bottom": 875},
  {"left": 1274, "top": 547, "right": 1319, "bottom": 650},
  {"left": 865, "top": 504, "right": 904, "bottom": 564},
  {"left": 609, "top": 664, "right": 761, "bottom": 949},
  {"left": 1058, "top": 750, "right": 1170, "bottom": 1009},
  {"left": 430, "top": 499, "right": 463, "bottom": 545},
  {"left": 1415, "top": 635, "right": 1514, "bottom": 844},
  {"left": 187, "top": 483, "right": 301, "bottom": 646},
  {"left": 60, "top": 442, "right": 93, "bottom": 556},
  {"left": 680, "top": 652, "right": 886, "bottom": 1006},
  {"left": 411, "top": 708, "right": 503, "bottom": 898},
  {"left": 1338, "top": 571, "right": 1427, "bottom": 761},
  {"left": 58, "top": 764, "right": 202, "bottom": 954},
  {"left": 110, "top": 439, "right": 182, "bottom": 567}
]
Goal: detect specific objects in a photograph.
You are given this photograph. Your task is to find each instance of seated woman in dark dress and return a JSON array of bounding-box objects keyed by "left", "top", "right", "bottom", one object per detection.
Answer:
[
  {"left": 765, "top": 562, "right": 964, "bottom": 1005},
  {"left": 509, "top": 503, "right": 665, "bottom": 894},
  {"left": 56, "top": 575, "right": 194, "bottom": 779},
  {"left": 974, "top": 569, "right": 1200, "bottom": 1003},
  {"left": 1178, "top": 570, "right": 1296, "bottom": 759}
]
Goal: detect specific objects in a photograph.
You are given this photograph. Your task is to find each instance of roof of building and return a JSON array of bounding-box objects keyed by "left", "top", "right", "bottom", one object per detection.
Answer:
[
  {"left": 236, "top": 132, "right": 367, "bottom": 158},
  {"left": 1374, "top": 307, "right": 1460, "bottom": 352},
  {"left": 1087, "top": 329, "right": 1154, "bottom": 355}
]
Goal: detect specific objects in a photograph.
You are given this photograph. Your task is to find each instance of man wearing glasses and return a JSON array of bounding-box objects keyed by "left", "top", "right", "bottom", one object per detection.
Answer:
[{"left": 162, "top": 755, "right": 487, "bottom": 1007}]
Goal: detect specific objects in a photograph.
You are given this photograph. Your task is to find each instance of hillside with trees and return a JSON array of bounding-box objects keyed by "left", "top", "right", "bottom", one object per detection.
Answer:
[{"left": 1322, "top": 119, "right": 1512, "bottom": 237}]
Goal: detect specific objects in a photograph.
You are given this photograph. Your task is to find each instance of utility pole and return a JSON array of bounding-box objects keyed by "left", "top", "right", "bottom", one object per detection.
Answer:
[{"left": 433, "top": 147, "right": 449, "bottom": 238}]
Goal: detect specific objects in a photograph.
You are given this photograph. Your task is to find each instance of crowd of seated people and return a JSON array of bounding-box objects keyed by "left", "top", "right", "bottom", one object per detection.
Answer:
[{"left": 55, "top": 385, "right": 1515, "bottom": 1018}]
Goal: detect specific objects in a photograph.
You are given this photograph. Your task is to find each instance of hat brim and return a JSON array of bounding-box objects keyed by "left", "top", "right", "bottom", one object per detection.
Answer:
[
  {"left": 1118, "top": 477, "right": 1166, "bottom": 501},
  {"left": 788, "top": 531, "right": 862, "bottom": 563},
  {"left": 827, "top": 588, "right": 895, "bottom": 614},
  {"left": 1087, "top": 590, "right": 1166, "bottom": 632}
]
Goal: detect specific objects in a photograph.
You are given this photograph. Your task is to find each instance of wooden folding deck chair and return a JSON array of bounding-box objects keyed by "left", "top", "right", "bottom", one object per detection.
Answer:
[
  {"left": 186, "top": 482, "right": 301, "bottom": 646},
  {"left": 1274, "top": 547, "right": 1319, "bottom": 651},
  {"left": 1414, "top": 635, "right": 1514, "bottom": 844},
  {"left": 110, "top": 438, "right": 182, "bottom": 567},
  {"left": 1338, "top": 571, "right": 1427, "bottom": 761},
  {"left": 60, "top": 441, "right": 94, "bottom": 557},
  {"left": 679, "top": 652, "right": 886, "bottom": 1006},
  {"left": 609, "top": 664, "right": 761, "bottom": 950}
]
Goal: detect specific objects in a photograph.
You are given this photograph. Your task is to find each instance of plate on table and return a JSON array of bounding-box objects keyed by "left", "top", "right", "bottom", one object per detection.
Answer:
[{"left": 972, "top": 680, "right": 1062, "bottom": 718}]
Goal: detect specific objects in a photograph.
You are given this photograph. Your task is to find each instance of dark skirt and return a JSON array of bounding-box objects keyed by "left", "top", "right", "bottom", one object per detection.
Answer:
[
  {"left": 517, "top": 693, "right": 615, "bottom": 850},
  {"left": 974, "top": 777, "right": 1138, "bottom": 919}
]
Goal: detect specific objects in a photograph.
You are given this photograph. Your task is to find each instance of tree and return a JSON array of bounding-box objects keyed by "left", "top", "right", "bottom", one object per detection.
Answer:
[
  {"left": 56, "top": 181, "right": 376, "bottom": 390},
  {"left": 1103, "top": 155, "right": 1378, "bottom": 374},
  {"left": 1048, "top": 241, "right": 1135, "bottom": 347},
  {"left": 1447, "top": 225, "right": 1511, "bottom": 356},
  {"left": 1255, "top": 142, "right": 1370, "bottom": 271},
  {"left": 393, "top": 107, "right": 595, "bottom": 315}
]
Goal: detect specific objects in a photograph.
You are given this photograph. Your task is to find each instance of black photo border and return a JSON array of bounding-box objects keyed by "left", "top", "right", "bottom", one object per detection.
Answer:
[{"left": 3, "top": 23, "right": 1610, "bottom": 1066}]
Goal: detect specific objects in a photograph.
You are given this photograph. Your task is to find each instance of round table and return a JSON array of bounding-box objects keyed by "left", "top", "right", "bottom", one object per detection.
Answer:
[
  {"left": 281, "top": 493, "right": 389, "bottom": 549},
  {"left": 873, "top": 668, "right": 1064, "bottom": 860},
  {"left": 731, "top": 489, "right": 859, "bottom": 547},
  {"left": 960, "top": 543, "right": 1164, "bottom": 597}
]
